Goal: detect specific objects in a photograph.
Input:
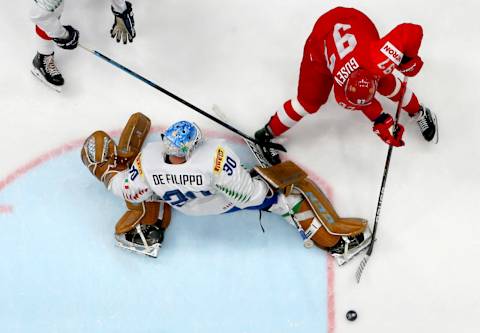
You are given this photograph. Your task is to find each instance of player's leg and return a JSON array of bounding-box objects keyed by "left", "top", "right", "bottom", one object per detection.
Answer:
[
  {"left": 32, "top": 26, "right": 64, "bottom": 90},
  {"left": 30, "top": 1, "right": 79, "bottom": 91},
  {"left": 378, "top": 74, "right": 438, "bottom": 143},
  {"left": 255, "top": 39, "right": 333, "bottom": 164},
  {"left": 30, "top": 1, "right": 66, "bottom": 90}
]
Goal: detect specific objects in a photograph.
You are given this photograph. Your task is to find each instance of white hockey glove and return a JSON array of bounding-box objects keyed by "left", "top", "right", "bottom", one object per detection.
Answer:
[
  {"left": 53, "top": 25, "right": 79, "bottom": 50},
  {"left": 110, "top": 1, "right": 136, "bottom": 44}
]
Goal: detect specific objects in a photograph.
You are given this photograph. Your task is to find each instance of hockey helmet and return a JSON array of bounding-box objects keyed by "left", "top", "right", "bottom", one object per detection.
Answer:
[
  {"left": 345, "top": 68, "right": 378, "bottom": 106},
  {"left": 162, "top": 120, "right": 202, "bottom": 159}
]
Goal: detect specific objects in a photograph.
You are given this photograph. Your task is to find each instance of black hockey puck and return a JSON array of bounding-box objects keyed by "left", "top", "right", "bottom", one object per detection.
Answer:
[{"left": 346, "top": 310, "right": 357, "bottom": 321}]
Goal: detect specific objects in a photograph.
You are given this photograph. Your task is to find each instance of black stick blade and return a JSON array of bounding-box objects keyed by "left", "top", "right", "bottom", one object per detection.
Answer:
[{"left": 262, "top": 141, "right": 287, "bottom": 152}]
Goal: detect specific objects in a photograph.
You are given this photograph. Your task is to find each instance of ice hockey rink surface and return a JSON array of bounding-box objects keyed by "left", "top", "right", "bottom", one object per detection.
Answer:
[{"left": 1, "top": 1, "right": 479, "bottom": 332}]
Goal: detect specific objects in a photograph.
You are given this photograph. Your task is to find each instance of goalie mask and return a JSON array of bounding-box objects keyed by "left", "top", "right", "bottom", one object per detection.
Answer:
[
  {"left": 345, "top": 68, "right": 378, "bottom": 106},
  {"left": 162, "top": 121, "right": 202, "bottom": 159}
]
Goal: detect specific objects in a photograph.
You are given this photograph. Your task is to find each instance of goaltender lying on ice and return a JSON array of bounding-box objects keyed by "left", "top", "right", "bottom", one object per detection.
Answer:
[{"left": 80, "top": 113, "right": 371, "bottom": 265}]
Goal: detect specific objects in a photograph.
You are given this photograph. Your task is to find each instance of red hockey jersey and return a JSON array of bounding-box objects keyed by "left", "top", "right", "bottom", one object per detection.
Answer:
[{"left": 268, "top": 7, "right": 424, "bottom": 136}]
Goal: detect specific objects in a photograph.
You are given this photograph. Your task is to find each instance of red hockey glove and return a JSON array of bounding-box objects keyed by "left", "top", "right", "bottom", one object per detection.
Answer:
[
  {"left": 373, "top": 113, "right": 405, "bottom": 147},
  {"left": 399, "top": 55, "right": 423, "bottom": 77}
]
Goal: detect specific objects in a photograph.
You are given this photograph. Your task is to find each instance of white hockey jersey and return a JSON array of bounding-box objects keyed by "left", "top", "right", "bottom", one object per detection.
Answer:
[{"left": 109, "top": 139, "right": 269, "bottom": 216}]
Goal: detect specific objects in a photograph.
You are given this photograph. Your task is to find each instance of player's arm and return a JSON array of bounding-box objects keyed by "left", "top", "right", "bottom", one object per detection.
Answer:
[
  {"left": 110, "top": 0, "right": 136, "bottom": 44},
  {"left": 360, "top": 99, "right": 405, "bottom": 147},
  {"left": 211, "top": 145, "right": 269, "bottom": 209},
  {"left": 377, "top": 23, "right": 424, "bottom": 76}
]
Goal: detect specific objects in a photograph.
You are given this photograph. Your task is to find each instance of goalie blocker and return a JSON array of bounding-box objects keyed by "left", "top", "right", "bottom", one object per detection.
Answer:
[
  {"left": 80, "top": 112, "right": 172, "bottom": 257},
  {"left": 256, "top": 161, "right": 372, "bottom": 265}
]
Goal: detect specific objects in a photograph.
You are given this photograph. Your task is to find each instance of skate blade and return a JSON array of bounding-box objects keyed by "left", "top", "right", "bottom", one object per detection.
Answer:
[
  {"left": 431, "top": 112, "right": 439, "bottom": 144},
  {"left": 332, "top": 234, "right": 372, "bottom": 266},
  {"left": 114, "top": 236, "right": 160, "bottom": 258},
  {"left": 31, "top": 68, "right": 62, "bottom": 93}
]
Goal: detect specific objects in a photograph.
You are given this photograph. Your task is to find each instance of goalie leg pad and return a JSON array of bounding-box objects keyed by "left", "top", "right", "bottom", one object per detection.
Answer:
[
  {"left": 257, "top": 161, "right": 368, "bottom": 237},
  {"left": 260, "top": 161, "right": 368, "bottom": 253},
  {"left": 293, "top": 179, "right": 367, "bottom": 237},
  {"left": 114, "top": 201, "right": 172, "bottom": 258},
  {"left": 115, "top": 200, "right": 172, "bottom": 234},
  {"left": 117, "top": 112, "right": 151, "bottom": 158},
  {"left": 254, "top": 160, "right": 307, "bottom": 191},
  {"left": 292, "top": 201, "right": 341, "bottom": 248},
  {"left": 115, "top": 201, "right": 160, "bottom": 235}
]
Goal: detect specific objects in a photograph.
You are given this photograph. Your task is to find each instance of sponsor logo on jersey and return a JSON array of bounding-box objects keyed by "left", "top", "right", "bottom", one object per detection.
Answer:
[
  {"left": 213, "top": 146, "right": 226, "bottom": 174},
  {"left": 334, "top": 57, "right": 360, "bottom": 87},
  {"left": 380, "top": 41, "right": 403, "bottom": 65},
  {"left": 152, "top": 173, "right": 204, "bottom": 186},
  {"left": 134, "top": 153, "right": 144, "bottom": 176}
]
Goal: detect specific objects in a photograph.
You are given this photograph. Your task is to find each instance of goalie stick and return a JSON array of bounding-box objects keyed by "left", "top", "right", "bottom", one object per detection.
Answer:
[
  {"left": 355, "top": 76, "right": 408, "bottom": 283},
  {"left": 78, "top": 44, "right": 286, "bottom": 154}
]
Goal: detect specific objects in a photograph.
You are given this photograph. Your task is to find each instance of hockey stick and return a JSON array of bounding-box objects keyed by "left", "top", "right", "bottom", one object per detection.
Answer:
[
  {"left": 355, "top": 76, "right": 408, "bottom": 283},
  {"left": 78, "top": 44, "right": 286, "bottom": 152}
]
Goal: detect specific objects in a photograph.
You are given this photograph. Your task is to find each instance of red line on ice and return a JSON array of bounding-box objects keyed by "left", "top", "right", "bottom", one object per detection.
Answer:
[
  {"left": 0, "top": 205, "right": 13, "bottom": 214},
  {"left": 0, "top": 127, "right": 336, "bottom": 333}
]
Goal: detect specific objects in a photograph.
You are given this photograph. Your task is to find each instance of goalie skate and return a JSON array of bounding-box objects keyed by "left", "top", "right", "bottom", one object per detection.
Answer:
[
  {"left": 330, "top": 227, "right": 372, "bottom": 266},
  {"left": 114, "top": 224, "right": 163, "bottom": 258}
]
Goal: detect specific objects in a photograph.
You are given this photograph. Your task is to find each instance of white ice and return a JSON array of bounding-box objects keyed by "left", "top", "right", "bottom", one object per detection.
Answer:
[{"left": 1, "top": 0, "right": 480, "bottom": 332}]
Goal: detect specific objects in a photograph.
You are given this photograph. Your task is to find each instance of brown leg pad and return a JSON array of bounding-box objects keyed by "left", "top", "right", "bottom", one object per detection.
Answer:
[
  {"left": 118, "top": 112, "right": 151, "bottom": 157},
  {"left": 115, "top": 201, "right": 160, "bottom": 235},
  {"left": 295, "top": 179, "right": 367, "bottom": 236},
  {"left": 296, "top": 202, "right": 340, "bottom": 248},
  {"left": 159, "top": 203, "right": 172, "bottom": 230},
  {"left": 254, "top": 161, "right": 308, "bottom": 190}
]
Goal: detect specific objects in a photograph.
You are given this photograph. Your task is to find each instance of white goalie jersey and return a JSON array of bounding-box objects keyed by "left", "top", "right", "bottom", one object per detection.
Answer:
[{"left": 109, "top": 139, "right": 269, "bottom": 216}]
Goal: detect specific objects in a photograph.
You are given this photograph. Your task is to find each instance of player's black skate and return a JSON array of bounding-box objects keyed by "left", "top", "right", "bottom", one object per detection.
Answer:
[
  {"left": 415, "top": 105, "right": 438, "bottom": 144},
  {"left": 254, "top": 126, "right": 281, "bottom": 166},
  {"left": 31, "top": 52, "right": 64, "bottom": 92}
]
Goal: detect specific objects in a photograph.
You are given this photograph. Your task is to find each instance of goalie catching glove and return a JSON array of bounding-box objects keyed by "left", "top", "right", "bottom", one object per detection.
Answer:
[
  {"left": 81, "top": 112, "right": 151, "bottom": 186},
  {"left": 81, "top": 112, "right": 171, "bottom": 257}
]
